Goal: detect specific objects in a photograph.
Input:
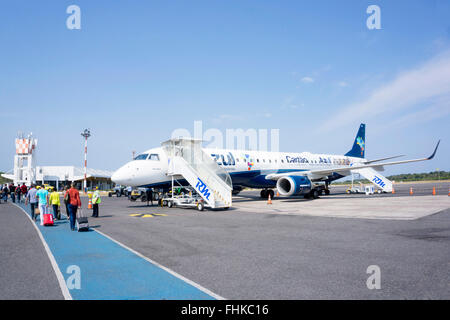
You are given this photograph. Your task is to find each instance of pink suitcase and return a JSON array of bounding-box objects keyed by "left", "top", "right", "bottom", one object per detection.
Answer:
[{"left": 43, "top": 214, "right": 54, "bottom": 226}]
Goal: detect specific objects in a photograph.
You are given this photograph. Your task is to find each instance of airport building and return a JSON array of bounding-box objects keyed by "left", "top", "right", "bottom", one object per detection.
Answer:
[{"left": 1, "top": 133, "right": 113, "bottom": 190}]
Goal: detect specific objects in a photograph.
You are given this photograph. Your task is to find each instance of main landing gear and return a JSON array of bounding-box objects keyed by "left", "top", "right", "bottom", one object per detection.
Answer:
[{"left": 260, "top": 189, "right": 274, "bottom": 199}]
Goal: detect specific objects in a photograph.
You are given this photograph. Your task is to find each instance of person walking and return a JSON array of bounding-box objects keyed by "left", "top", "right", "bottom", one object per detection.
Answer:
[
  {"left": 25, "top": 184, "right": 38, "bottom": 220},
  {"left": 9, "top": 184, "right": 16, "bottom": 203},
  {"left": 20, "top": 183, "right": 28, "bottom": 200},
  {"left": 63, "top": 185, "right": 70, "bottom": 220},
  {"left": 2, "top": 184, "right": 9, "bottom": 203},
  {"left": 15, "top": 185, "right": 21, "bottom": 203},
  {"left": 36, "top": 186, "right": 50, "bottom": 226},
  {"left": 49, "top": 187, "right": 61, "bottom": 220},
  {"left": 91, "top": 186, "right": 101, "bottom": 217},
  {"left": 67, "top": 183, "right": 81, "bottom": 231}
]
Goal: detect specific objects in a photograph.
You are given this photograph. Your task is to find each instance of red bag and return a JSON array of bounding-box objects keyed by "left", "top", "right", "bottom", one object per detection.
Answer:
[{"left": 43, "top": 214, "right": 54, "bottom": 226}]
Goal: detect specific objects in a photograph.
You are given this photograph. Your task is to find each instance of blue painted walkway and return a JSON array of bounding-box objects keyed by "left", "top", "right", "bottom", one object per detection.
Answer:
[{"left": 16, "top": 202, "right": 216, "bottom": 300}]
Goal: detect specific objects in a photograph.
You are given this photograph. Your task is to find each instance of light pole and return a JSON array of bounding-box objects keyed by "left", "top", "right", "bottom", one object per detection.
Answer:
[{"left": 81, "top": 129, "right": 91, "bottom": 193}]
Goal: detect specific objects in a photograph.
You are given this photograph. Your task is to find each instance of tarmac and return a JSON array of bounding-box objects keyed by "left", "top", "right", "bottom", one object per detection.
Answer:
[{"left": 0, "top": 181, "right": 449, "bottom": 300}]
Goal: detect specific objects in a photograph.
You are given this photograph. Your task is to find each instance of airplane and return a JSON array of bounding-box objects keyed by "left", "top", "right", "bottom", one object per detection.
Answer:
[{"left": 111, "top": 124, "right": 440, "bottom": 200}]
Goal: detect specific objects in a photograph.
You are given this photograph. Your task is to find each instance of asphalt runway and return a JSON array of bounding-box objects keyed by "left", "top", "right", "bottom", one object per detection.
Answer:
[
  {"left": 0, "top": 203, "right": 63, "bottom": 300},
  {"left": 1, "top": 181, "right": 449, "bottom": 300},
  {"left": 88, "top": 181, "right": 450, "bottom": 299}
]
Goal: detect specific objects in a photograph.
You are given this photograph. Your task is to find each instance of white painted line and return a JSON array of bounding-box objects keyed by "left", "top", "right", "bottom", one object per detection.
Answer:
[
  {"left": 13, "top": 203, "right": 72, "bottom": 300},
  {"left": 93, "top": 228, "right": 225, "bottom": 300}
]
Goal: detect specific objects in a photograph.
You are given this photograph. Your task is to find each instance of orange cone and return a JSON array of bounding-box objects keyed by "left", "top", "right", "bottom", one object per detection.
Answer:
[
  {"left": 267, "top": 194, "right": 272, "bottom": 204},
  {"left": 276, "top": 191, "right": 280, "bottom": 197},
  {"left": 409, "top": 187, "right": 413, "bottom": 195},
  {"left": 88, "top": 197, "right": 93, "bottom": 209},
  {"left": 448, "top": 188, "right": 450, "bottom": 196},
  {"left": 392, "top": 186, "right": 395, "bottom": 194},
  {"left": 432, "top": 187, "right": 436, "bottom": 196}
]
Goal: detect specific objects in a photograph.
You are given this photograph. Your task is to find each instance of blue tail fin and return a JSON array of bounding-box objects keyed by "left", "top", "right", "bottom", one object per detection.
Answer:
[{"left": 345, "top": 123, "right": 365, "bottom": 158}]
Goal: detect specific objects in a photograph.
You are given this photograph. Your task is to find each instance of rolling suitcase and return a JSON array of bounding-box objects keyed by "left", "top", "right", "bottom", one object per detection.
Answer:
[
  {"left": 43, "top": 213, "right": 54, "bottom": 226},
  {"left": 76, "top": 208, "right": 89, "bottom": 232}
]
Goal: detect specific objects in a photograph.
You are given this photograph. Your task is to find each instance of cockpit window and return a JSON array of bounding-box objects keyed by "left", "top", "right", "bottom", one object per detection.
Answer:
[
  {"left": 149, "top": 154, "right": 160, "bottom": 161},
  {"left": 134, "top": 154, "right": 149, "bottom": 160}
]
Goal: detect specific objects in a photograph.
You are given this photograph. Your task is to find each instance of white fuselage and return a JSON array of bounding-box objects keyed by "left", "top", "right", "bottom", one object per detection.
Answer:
[{"left": 111, "top": 147, "right": 365, "bottom": 189}]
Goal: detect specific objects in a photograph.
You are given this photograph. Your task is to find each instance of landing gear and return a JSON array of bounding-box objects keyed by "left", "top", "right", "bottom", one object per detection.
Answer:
[
  {"left": 304, "top": 189, "right": 320, "bottom": 199},
  {"left": 260, "top": 189, "right": 274, "bottom": 199}
]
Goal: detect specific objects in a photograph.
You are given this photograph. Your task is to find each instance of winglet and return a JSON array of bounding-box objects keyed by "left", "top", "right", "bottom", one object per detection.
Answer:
[{"left": 427, "top": 140, "right": 440, "bottom": 160}]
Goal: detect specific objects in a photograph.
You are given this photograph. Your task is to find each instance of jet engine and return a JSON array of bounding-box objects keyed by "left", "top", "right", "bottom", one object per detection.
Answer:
[{"left": 276, "top": 176, "right": 312, "bottom": 196}]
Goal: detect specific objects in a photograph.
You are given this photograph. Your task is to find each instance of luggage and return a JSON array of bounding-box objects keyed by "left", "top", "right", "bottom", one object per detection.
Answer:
[
  {"left": 43, "top": 214, "right": 54, "bottom": 226},
  {"left": 76, "top": 209, "right": 89, "bottom": 232}
]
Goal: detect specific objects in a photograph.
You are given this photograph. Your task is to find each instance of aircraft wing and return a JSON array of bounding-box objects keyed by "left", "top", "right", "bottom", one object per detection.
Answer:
[{"left": 266, "top": 140, "right": 440, "bottom": 181}]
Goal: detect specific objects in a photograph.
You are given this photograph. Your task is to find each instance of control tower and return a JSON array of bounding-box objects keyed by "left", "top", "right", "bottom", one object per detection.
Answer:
[{"left": 13, "top": 132, "right": 38, "bottom": 186}]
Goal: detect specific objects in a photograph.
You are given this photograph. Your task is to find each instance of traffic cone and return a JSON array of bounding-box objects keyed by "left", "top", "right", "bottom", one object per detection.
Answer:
[
  {"left": 88, "top": 197, "right": 92, "bottom": 209},
  {"left": 392, "top": 186, "right": 395, "bottom": 194},
  {"left": 409, "top": 187, "right": 413, "bottom": 195},
  {"left": 432, "top": 187, "right": 436, "bottom": 196},
  {"left": 267, "top": 194, "right": 272, "bottom": 204},
  {"left": 276, "top": 191, "right": 280, "bottom": 197}
]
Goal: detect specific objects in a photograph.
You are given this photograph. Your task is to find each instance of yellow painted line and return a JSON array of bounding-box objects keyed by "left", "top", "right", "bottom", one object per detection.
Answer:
[
  {"left": 141, "top": 214, "right": 154, "bottom": 218},
  {"left": 130, "top": 214, "right": 143, "bottom": 217},
  {"left": 152, "top": 214, "right": 168, "bottom": 217}
]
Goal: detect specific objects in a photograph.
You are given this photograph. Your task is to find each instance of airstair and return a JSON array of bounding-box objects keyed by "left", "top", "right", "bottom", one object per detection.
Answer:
[
  {"left": 161, "top": 138, "right": 233, "bottom": 209},
  {"left": 351, "top": 167, "right": 393, "bottom": 192}
]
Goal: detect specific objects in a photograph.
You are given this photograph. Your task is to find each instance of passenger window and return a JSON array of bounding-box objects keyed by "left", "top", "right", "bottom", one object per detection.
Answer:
[
  {"left": 149, "top": 154, "right": 160, "bottom": 161},
  {"left": 134, "top": 154, "right": 149, "bottom": 160}
]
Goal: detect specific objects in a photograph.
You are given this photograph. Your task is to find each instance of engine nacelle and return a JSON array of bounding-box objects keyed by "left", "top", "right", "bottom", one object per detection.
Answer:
[{"left": 276, "top": 176, "right": 312, "bottom": 196}]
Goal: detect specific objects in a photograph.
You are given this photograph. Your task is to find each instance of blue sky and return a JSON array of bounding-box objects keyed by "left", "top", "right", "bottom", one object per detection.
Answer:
[{"left": 1, "top": 0, "right": 449, "bottom": 175}]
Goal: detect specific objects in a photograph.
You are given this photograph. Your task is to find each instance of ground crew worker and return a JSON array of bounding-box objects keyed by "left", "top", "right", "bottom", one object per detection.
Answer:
[
  {"left": 49, "top": 187, "right": 61, "bottom": 220},
  {"left": 92, "top": 186, "right": 101, "bottom": 217},
  {"left": 146, "top": 188, "right": 153, "bottom": 206}
]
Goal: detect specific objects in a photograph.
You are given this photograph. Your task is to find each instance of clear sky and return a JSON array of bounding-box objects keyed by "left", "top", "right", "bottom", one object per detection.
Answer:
[{"left": 1, "top": 0, "right": 449, "bottom": 175}]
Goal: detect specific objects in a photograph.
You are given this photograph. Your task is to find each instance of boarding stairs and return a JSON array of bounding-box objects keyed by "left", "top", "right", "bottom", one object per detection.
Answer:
[
  {"left": 161, "top": 138, "right": 233, "bottom": 209},
  {"left": 351, "top": 167, "right": 393, "bottom": 192}
]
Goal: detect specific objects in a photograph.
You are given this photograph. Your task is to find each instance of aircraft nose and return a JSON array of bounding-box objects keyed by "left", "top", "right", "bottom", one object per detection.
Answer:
[{"left": 111, "top": 166, "right": 128, "bottom": 185}]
